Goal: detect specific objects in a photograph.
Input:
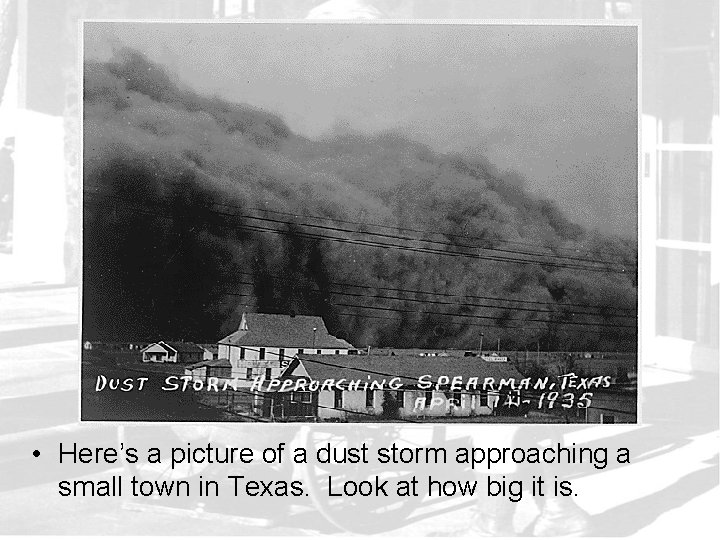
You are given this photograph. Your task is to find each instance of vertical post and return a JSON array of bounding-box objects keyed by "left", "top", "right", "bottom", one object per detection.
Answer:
[
  {"left": 479, "top": 333, "right": 484, "bottom": 355},
  {"left": 215, "top": 0, "right": 226, "bottom": 18}
]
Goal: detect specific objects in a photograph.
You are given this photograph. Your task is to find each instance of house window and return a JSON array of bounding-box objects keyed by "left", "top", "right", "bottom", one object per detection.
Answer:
[
  {"left": 365, "top": 389, "right": 374, "bottom": 407},
  {"left": 478, "top": 392, "right": 488, "bottom": 407},
  {"left": 316, "top": 349, "right": 322, "bottom": 354},
  {"left": 334, "top": 389, "right": 343, "bottom": 409},
  {"left": 453, "top": 392, "right": 462, "bottom": 407},
  {"left": 279, "top": 349, "right": 285, "bottom": 361},
  {"left": 292, "top": 392, "right": 312, "bottom": 403},
  {"left": 425, "top": 390, "right": 433, "bottom": 407},
  {"left": 335, "top": 350, "right": 340, "bottom": 355},
  {"left": 298, "top": 349, "right": 304, "bottom": 355},
  {"left": 601, "top": 414, "right": 616, "bottom": 424},
  {"left": 265, "top": 368, "right": 272, "bottom": 380},
  {"left": 239, "top": 347, "right": 245, "bottom": 360},
  {"left": 259, "top": 347, "right": 265, "bottom": 360},
  {"left": 396, "top": 391, "right": 403, "bottom": 408},
  {"left": 246, "top": 367, "right": 253, "bottom": 380}
]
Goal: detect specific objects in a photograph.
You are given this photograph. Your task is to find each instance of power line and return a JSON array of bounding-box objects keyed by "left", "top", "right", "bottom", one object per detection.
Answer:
[
  {"left": 83, "top": 191, "right": 635, "bottom": 275},
  {"left": 161, "top": 163, "right": 635, "bottom": 264},
  {"left": 329, "top": 303, "right": 635, "bottom": 330},
  {"left": 82, "top": 192, "right": 637, "bottom": 335},
  {"left": 198, "top": 199, "right": 631, "bottom": 271},
  {"left": 152, "top": 163, "right": 634, "bottom": 264},
  {"left": 82, "top": 247, "right": 637, "bottom": 331},
  {"left": 83, "top": 245, "right": 636, "bottom": 317},
  {"left": 210, "top": 201, "right": 633, "bottom": 267},
  {"left": 217, "top": 295, "right": 636, "bottom": 336},
  {"left": 227, "top": 270, "right": 636, "bottom": 317},
  {"left": 83, "top": 191, "right": 607, "bottom": 272},
  {"left": 240, "top": 205, "right": 636, "bottom": 264},
  {"left": 219, "top": 283, "right": 636, "bottom": 323},
  {"left": 329, "top": 311, "right": 635, "bottom": 337}
]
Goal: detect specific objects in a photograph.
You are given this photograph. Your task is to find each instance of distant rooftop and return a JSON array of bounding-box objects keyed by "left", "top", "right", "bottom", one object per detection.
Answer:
[
  {"left": 221, "top": 312, "right": 354, "bottom": 349},
  {"left": 186, "top": 358, "right": 232, "bottom": 370},
  {"left": 158, "top": 341, "right": 205, "bottom": 354},
  {"left": 288, "top": 352, "right": 524, "bottom": 387}
]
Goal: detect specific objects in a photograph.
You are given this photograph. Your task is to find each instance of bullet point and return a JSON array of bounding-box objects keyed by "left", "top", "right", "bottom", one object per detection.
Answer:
[{"left": 33, "top": 450, "right": 40, "bottom": 458}]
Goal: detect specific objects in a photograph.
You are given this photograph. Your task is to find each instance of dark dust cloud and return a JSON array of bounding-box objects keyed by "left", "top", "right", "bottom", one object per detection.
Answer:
[{"left": 83, "top": 49, "right": 637, "bottom": 351}]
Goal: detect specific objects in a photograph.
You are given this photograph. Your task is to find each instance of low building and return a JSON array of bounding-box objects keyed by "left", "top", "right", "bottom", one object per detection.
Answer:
[
  {"left": 200, "top": 344, "right": 219, "bottom": 361},
  {"left": 218, "top": 312, "right": 356, "bottom": 381},
  {"left": 261, "top": 352, "right": 526, "bottom": 421},
  {"left": 141, "top": 341, "right": 205, "bottom": 364},
  {"left": 184, "top": 357, "right": 233, "bottom": 380}
]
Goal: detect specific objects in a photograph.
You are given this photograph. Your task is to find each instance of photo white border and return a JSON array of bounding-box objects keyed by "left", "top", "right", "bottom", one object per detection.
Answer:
[{"left": 76, "top": 18, "right": 643, "bottom": 430}]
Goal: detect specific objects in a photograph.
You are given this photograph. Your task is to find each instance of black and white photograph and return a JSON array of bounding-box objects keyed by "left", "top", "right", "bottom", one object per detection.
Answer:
[
  {"left": 2, "top": 1, "right": 719, "bottom": 538},
  {"left": 81, "top": 21, "right": 638, "bottom": 423}
]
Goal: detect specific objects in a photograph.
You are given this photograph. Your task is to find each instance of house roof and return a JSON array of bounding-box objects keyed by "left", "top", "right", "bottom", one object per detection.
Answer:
[
  {"left": 186, "top": 358, "right": 232, "bottom": 370},
  {"left": 220, "top": 313, "right": 354, "bottom": 349},
  {"left": 286, "top": 353, "right": 524, "bottom": 387},
  {"left": 163, "top": 341, "right": 206, "bottom": 354},
  {"left": 140, "top": 342, "right": 170, "bottom": 354},
  {"left": 141, "top": 341, "right": 205, "bottom": 354}
]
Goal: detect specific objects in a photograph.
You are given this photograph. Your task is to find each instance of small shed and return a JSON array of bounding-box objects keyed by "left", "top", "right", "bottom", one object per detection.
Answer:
[{"left": 185, "top": 358, "right": 233, "bottom": 380}]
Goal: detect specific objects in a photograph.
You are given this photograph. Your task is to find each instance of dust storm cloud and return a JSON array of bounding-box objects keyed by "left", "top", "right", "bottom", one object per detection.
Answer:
[{"left": 83, "top": 48, "right": 637, "bottom": 351}]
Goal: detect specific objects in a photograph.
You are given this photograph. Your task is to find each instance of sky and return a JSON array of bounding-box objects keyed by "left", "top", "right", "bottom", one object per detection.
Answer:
[{"left": 84, "top": 22, "right": 638, "bottom": 236}]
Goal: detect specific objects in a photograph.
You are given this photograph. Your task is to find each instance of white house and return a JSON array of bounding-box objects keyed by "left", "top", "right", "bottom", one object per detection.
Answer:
[
  {"left": 141, "top": 341, "right": 205, "bottom": 364},
  {"left": 218, "top": 312, "right": 356, "bottom": 381},
  {"left": 264, "top": 352, "right": 526, "bottom": 421}
]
